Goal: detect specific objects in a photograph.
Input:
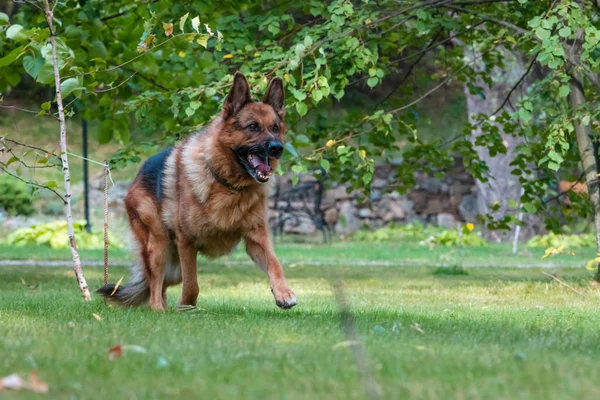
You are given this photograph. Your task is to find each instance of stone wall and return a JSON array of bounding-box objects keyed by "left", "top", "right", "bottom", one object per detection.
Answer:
[{"left": 272, "top": 158, "right": 484, "bottom": 236}]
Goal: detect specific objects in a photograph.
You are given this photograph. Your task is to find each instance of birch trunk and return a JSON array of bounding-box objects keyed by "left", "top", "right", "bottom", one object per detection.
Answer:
[{"left": 44, "top": 0, "right": 91, "bottom": 300}]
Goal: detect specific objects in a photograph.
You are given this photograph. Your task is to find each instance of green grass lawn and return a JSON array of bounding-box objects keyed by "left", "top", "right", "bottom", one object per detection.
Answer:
[
  {"left": 1, "top": 262, "right": 600, "bottom": 399},
  {"left": 0, "top": 241, "right": 595, "bottom": 269}
]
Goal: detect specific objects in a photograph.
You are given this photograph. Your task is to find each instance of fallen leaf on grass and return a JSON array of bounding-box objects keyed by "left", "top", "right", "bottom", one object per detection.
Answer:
[
  {"left": 107, "top": 345, "right": 122, "bottom": 360},
  {"left": 92, "top": 313, "right": 102, "bottom": 321},
  {"left": 411, "top": 322, "right": 425, "bottom": 335},
  {"left": 415, "top": 345, "right": 427, "bottom": 351},
  {"left": 332, "top": 340, "right": 360, "bottom": 350},
  {"left": 107, "top": 344, "right": 148, "bottom": 360},
  {"left": 0, "top": 370, "right": 48, "bottom": 394},
  {"left": 110, "top": 276, "right": 124, "bottom": 296},
  {"left": 20, "top": 278, "right": 38, "bottom": 290}
]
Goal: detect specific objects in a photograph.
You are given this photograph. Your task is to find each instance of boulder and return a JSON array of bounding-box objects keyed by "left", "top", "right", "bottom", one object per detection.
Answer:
[
  {"left": 335, "top": 201, "right": 361, "bottom": 234},
  {"left": 437, "top": 213, "right": 459, "bottom": 228}
]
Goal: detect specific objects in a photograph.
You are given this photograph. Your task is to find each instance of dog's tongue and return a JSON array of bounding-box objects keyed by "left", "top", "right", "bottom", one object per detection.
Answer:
[{"left": 250, "top": 155, "right": 271, "bottom": 174}]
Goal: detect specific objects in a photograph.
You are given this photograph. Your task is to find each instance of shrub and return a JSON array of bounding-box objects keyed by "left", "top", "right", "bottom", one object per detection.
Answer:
[
  {"left": 352, "top": 222, "right": 434, "bottom": 242},
  {"left": 0, "top": 176, "right": 35, "bottom": 216},
  {"left": 527, "top": 232, "right": 595, "bottom": 249},
  {"left": 421, "top": 229, "right": 487, "bottom": 247},
  {"left": 3, "top": 220, "right": 122, "bottom": 249}
]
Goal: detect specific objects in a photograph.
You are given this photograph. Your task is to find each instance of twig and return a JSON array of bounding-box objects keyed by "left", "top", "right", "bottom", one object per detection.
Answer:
[
  {"left": 0, "top": 166, "right": 65, "bottom": 203},
  {"left": 542, "top": 272, "right": 584, "bottom": 296},
  {"left": 543, "top": 172, "right": 586, "bottom": 204},
  {"left": 489, "top": 53, "right": 539, "bottom": 117},
  {"left": 62, "top": 33, "right": 197, "bottom": 80}
]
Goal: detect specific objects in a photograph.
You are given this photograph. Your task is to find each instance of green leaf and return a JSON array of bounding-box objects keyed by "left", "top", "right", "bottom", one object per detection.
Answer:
[
  {"left": 291, "top": 165, "right": 303, "bottom": 173},
  {"left": 304, "top": 36, "right": 313, "bottom": 47},
  {"left": 6, "top": 24, "right": 27, "bottom": 41},
  {"left": 284, "top": 143, "right": 299, "bottom": 157},
  {"left": 519, "top": 108, "right": 532, "bottom": 122},
  {"left": 179, "top": 12, "right": 189, "bottom": 33},
  {"left": 367, "top": 77, "right": 378, "bottom": 88},
  {"left": 295, "top": 44, "right": 305, "bottom": 56},
  {"left": 547, "top": 161, "right": 560, "bottom": 171},
  {"left": 60, "top": 77, "right": 84, "bottom": 99},
  {"left": 523, "top": 203, "right": 536, "bottom": 213},
  {"left": 23, "top": 55, "right": 44, "bottom": 79},
  {"left": 535, "top": 27, "right": 550, "bottom": 41},
  {"left": 293, "top": 90, "right": 307, "bottom": 101},
  {"left": 0, "top": 46, "right": 25, "bottom": 68},
  {"left": 320, "top": 159, "right": 330, "bottom": 172},
  {"left": 41, "top": 101, "right": 51, "bottom": 111},
  {"left": 0, "top": 12, "right": 9, "bottom": 26},
  {"left": 296, "top": 102, "right": 308, "bottom": 116},
  {"left": 558, "top": 85, "right": 570, "bottom": 98},
  {"left": 582, "top": 115, "right": 591, "bottom": 126},
  {"left": 312, "top": 89, "right": 323, "bottom": 102},
  {"left": 558, "top": 26, "right": 571, "bottom": 38},
  {"left": 189, "top": 101, "right": 201, "bottom": 110}
]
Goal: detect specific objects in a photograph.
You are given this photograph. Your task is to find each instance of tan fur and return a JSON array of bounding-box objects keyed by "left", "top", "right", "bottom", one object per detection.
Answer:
[{"left": 121, "top": 74, "right": 295, "bottom": 311}]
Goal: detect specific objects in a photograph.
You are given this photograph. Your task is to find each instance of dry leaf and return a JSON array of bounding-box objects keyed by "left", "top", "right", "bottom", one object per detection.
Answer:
[
  {"left": 93, "top": 313, "right": 102, "bottom": 321},
  {"left": 107, "top": 344, "right": 147, "bottom": 360},
  {"left": 415, "top": 345, "right": 427, "bottom": 351},
  {"left": 411, "top": 322, "right": 425, "bottom": 335},
  {"left": 21, "top": 278, "right": 27, "bottom": 286},
  {"left": 107, "top": 344, "right": 122, "bottom": 360},
  {"left": 110, "top": 276, "right": 124, "bottom": 296},
  {"left": 0, "top": 370, "right": 48, "bottom": 394},
  {"left": 162, "top": 22, "right": 173, "bottom": 37},
  {"left": 332, "top": 340, "right": 360, "bottom": 350}
]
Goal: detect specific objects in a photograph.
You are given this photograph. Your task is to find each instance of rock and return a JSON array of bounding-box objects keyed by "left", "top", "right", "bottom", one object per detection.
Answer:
[
  {"left": 459, "top": 194, "right": 482, "bottom": 222},
  {"left": 283, "top": 215, "right": 316, "bottom": 234},
  {"left": 437, "top": 213, "right": 458, "bottom": 228},
  {"left": 359, "top": 208, "right": 372, "bottom": 218},
  {"left": 440, "top": 183, "right": 450, "bottom": 194},
  {"left": 371, "top": 178, "right": 387, "bottom": 189},
  {"left": 369, "top": 189, "right": 382, "bottom": 202},
  {"left": 335, "top": 201, "right": 361, "bottom": 234},
  {"left": 425, "top": 198, "right": 442, "bottom": 214},
  {"left": 421, "top": 177, "right": 442, "bottom": 194},
  {"left": 324, "top": 207, "right": 338, "bottom": 227}
]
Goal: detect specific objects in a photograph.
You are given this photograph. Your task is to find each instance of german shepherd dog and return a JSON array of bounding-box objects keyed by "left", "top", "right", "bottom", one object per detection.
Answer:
[{"left": 97, "top": 72, "right": 296, "bottom": 311}]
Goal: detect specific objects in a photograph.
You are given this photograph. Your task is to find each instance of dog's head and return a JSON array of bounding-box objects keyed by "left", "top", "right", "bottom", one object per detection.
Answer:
[{"left": 219, "top": 72, "right": 286, "bottom": 184}]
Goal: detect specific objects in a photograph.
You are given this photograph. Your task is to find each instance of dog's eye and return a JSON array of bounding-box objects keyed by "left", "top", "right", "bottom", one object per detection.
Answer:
[
  {"left": 247, "top": 122, "right": 260, "bottom": 132},
  {"left": 273, "top": 123, "right": 280, "bottom": 133}
]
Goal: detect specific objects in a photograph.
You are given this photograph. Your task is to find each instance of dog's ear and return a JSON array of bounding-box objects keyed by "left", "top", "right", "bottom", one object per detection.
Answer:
[
  {"left": 263, "top": 77, "right": 285, "bottom": 117},
  {"left": 223, "top": 72, "right": 251, "bottom": 118}
]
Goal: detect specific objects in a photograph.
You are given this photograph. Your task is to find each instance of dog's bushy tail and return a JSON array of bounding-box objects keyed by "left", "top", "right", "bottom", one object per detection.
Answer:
[{"left": 97, "top": 266, "right": 149, "bottom": 306}]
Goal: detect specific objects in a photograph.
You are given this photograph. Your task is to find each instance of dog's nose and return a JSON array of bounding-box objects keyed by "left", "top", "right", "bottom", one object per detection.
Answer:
[{"left": 267, "top": 141, "right": 284, "bottom": 158}]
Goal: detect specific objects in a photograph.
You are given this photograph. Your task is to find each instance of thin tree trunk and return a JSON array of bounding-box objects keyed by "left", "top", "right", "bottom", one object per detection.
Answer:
[
  {"left": 44, "top": 0, "right": 91, "bottom": 300},
  {"left": 567, "top": 27, "right": 600, "bottom": 280}
]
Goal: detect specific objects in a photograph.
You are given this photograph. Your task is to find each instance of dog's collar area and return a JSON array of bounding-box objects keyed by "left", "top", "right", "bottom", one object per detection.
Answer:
[{"left": 208, "top": 162, "right": 245, "bottom": 192}]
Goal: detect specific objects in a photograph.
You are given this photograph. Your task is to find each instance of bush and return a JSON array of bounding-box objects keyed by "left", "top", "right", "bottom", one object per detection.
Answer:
[
  {"left": 0, "top": 176, "right": 35, "bottom": 216},
  {"left": 3, "top": 220, "right": 122, "bottom": 249},
  {"left": 352, "top": 222, "right": 436, "bottom": 242},
  {"left": 527, "top": 232, "right": 595, "bottom": 249},
  {"left": 421, "top": 229, "right": 487, "bottom": 247}
]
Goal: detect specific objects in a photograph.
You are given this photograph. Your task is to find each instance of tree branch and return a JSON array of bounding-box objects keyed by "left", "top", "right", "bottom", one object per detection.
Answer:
[
  {"left": 489, "top": 52, "right": 539, "bottom": 117},
  {"left": 0, "top": 166, "right": 65, "bottom": 203}
]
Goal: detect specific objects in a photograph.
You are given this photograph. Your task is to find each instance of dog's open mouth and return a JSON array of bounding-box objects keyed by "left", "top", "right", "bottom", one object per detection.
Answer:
[{"left": 241, "top": 151, "right": 272, "bottom": 183}]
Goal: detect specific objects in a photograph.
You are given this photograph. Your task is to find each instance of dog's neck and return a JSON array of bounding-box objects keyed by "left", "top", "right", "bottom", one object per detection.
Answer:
[{"left": 207, "top": 160, "right": 246, "bottom": 192}]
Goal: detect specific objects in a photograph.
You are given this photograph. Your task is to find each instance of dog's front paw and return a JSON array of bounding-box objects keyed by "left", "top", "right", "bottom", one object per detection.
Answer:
[{"left": 270, "top": 285, "right": 297, "bottom": 309}]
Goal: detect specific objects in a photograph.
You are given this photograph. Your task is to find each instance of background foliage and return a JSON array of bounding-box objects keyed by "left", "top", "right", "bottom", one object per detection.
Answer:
[{"left": 0, "top": 0, "right": 599, "bottom": 233}]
